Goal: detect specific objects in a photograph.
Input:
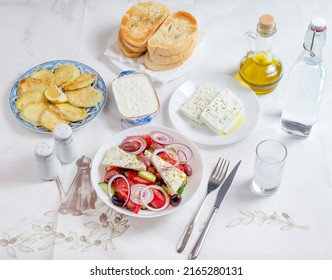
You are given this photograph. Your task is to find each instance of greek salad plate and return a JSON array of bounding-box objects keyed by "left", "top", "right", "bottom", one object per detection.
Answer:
[
  {"left": 9, "top": 60, "right": 107, "bottom": 134},
  {"left": 91, "top": 125, "right": 203, "bottom": 218},
  {"left": 168, "top": 73, "right": 260, "bottom": 145}
]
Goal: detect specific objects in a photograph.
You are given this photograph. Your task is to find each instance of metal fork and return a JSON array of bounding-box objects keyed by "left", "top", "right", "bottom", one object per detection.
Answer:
[{"left": 176, "top": 158, "right": 230, "bottom": 253}]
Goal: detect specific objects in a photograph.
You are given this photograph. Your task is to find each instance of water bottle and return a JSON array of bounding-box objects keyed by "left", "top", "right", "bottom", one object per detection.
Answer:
[{"left": 281, "top": 17, "right": 327, "bottom": 137}]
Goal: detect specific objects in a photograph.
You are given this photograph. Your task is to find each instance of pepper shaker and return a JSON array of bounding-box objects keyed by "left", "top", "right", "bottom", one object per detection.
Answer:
[
  {"left": 53, "top": 124, "right": 79, "bottom": 164},
  {"left": 34, "top": 142, "right": 61, "bottom": 180}
]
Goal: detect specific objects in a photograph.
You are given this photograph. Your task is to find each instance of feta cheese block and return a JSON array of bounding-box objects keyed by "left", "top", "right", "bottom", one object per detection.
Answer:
[
  {"left": 199, "top": 88, "right": 244, "bottom": 135},
  {"left": 144, "top": 150, "right": 186, "bottom": 194},
  {"left": 102, "top": 146, "right": 146, "bottom": 171},
  {"left": 180, "top": 84, "right": 222, "bottom": 124}
]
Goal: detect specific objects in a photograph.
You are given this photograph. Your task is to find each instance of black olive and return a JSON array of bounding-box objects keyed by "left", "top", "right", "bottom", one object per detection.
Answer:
[
  {"left": 170, "top": 194, "right": 182, "bottom": 207},
  {"left": 182, "top": 163, "right": 193, "bottom": 176},
  {"left": 111, "top": 195, "right": 125, "bottom": 206}
]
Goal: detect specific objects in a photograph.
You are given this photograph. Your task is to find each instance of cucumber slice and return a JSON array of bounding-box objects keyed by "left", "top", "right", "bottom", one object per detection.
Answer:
[
  {"left": 137, "top": 170, "right": 156, "bottom": 183},
  {"left": 98, "top": 182, "right": 108, "bottom": 194}
]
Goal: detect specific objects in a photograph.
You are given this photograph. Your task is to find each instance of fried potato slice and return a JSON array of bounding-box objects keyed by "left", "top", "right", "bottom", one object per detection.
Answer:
[
  {"left": 19, "top": 101, "right": 49, "bottom": 126},
  {"left": 15, "top": 90, "right": 47, "bottom": 111},
  {"left": 54, "top": 64, "right": 80, "bottom": 87},
  {"left": 52, "top": 103, "right": 88, "bottom": 122},
  {"left": 30, "top": 68, "right": 54, "bottom": 88},
  {"left": 18, "top": 77, "right": 46, "bottom": 95},
  {"left": 63, "top": 74, "right": 97, "bottom": 91},
  {"left": 39, "top": 106, "right": 69, "bottom": 131},
  {"left": 66, "top": 86, "right": 104, "bottom": 108}
]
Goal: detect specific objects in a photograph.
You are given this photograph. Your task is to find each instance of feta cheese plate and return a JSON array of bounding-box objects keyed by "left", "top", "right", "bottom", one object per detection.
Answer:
[
  {"left": 90, "top": 125, "right": 203, "bottom": 218},
  {"left": 168, "top": 73, "right": 260, "bottom": 145}
]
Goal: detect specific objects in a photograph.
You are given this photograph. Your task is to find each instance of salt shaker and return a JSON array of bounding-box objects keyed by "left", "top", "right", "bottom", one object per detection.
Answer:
[
  {"left": 34, "top": 142, "right": 61, "bottom": 180},
  {"left": 53, "top": 124, "right": 79, "bottom": 164}
]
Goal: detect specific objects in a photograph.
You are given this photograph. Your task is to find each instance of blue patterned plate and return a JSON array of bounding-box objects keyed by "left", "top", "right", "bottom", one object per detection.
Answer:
[{"left": 9, "top": 60, "right": 107, "bottom": 134}]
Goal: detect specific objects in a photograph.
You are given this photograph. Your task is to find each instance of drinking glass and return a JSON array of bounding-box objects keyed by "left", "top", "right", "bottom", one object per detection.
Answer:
[{"left": 251, "top": 139, "right": 287, "bottom": 195}]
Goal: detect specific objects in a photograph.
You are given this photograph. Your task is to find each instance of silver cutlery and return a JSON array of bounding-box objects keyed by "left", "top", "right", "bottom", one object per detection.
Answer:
[
  {"left": 176, "top": 157, "right": 230, "bottom": 253},
  {"left": 189, "top": 160, "right": 241, "bottom": 260}
]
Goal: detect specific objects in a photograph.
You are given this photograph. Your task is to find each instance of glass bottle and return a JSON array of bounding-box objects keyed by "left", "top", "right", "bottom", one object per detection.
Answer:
[
  {"left": 239, "top": 14, "right": 283, "bottom": 95},
  {"left": 281, "top": 17, "right": 327, "bottom": 137}
]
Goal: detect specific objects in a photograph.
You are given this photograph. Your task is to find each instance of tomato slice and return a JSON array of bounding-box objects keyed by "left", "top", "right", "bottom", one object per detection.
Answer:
[
  {"left": 110, "top": 177, "right": 129, "bottom": 201},
  {"left": 140, "top": 134, "right": 152, "bottom": 149},
  {"left": 126, "top": 199, "right": 141, "bottom": 214},
  {"left": 104, "top": 166, "right": 121, "bottom": 183},
  {"left": 149, "top": 189, "right": 166, "bottom": 209},
  {"left": 126, "top": 170, "right": 154, "bottom": 185},
  {"left": 158, "top": 152, "right": 177, "bottom": 165},
  {"left": 111, "top": 177, "right": 141, "bottom": 213}
]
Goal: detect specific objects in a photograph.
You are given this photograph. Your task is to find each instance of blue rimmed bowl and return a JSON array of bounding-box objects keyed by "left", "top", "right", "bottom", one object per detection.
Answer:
[
  {"left": 9, "top": 60, "right": 107, "bottom": 134},
  {"left": 112, "top": 70, "right": 160, "bottom": 126}
]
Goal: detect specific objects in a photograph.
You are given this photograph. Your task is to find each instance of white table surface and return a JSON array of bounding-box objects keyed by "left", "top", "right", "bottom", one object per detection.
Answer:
[{"left": 1, "top": 0, "right": 332, "bottom": 260}]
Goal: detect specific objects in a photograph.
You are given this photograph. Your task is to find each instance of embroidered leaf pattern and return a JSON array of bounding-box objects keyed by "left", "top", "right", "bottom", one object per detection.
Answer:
[
  {"left": 0, "top": 201, "right": 130, "bottom": 259},
  {"left": 226, "top": 210, "right": 309, "bottom": 231}
]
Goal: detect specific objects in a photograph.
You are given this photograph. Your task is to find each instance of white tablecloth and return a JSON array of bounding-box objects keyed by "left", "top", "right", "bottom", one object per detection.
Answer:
[{"left": 1, "top": 0, "right": 332, "bottom": 260}]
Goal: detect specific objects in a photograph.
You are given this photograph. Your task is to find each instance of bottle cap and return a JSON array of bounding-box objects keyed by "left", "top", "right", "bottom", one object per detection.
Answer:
[
  {"left": 53, "top": 124, "right": 72, "bottom": 140},
  {"left": 259, "top": 14, "right": 275, "bottom": 30},
  {"left": 310, "top": 17, "right": 327, "bottom": 32}
]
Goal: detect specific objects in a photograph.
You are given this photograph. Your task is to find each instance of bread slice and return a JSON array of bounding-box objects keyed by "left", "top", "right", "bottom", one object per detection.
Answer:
[
  {"left": 117, "top": 31, "right": 145, "bottom": 58},
  {"left": 144, "top": 52, "right": 185, "bottom": 71},
  {"left": 147, "top": 11, "right": 197, "bottom": 57},
  {"left": 120, "top": 1, "right": 170, "bottom": 48},
  {"left": 148, "top": 37, "right": 196, "bottom": 65}
]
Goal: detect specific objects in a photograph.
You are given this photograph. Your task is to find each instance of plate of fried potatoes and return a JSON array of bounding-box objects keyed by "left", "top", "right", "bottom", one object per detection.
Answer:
[{"left": 9, "top": 60, "right": 107, "bottom": 133}]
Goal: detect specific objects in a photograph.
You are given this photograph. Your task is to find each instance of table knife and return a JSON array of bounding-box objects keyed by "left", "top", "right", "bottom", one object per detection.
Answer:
[{"left": 189, "top": 160, "right": 241, "bottom": 260}]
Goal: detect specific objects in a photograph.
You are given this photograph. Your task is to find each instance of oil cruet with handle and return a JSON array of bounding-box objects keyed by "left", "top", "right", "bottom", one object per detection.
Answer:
[{"left": 238, "top": 14, "right": 283, "bottom": 95}]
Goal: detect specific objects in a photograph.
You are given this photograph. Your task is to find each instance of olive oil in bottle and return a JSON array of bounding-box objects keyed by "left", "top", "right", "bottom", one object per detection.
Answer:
[{"left": 239, "top": 14, "right": 283, "bottom": 95}]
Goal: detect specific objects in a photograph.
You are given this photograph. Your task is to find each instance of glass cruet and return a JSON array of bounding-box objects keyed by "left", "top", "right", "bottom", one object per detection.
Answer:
[{"left": 238, "top": 14, "right": 283, "bottom": 95}]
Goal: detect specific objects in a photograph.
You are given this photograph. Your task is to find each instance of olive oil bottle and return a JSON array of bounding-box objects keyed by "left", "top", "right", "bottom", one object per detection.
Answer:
[{"left": 239, "top": 14, "right": 283, "bottom": 95}]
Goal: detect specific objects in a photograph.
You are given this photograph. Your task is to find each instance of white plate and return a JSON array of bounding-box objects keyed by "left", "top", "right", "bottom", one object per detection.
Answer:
[
  {"left": 168, "top": 73, "right": 260, "bottom": 145},
  {"left": 91, "top": 125, "right": 203, "bottom": 218},
  {"left": 104, "top": 29, "right": 205, "bottom": 84}
]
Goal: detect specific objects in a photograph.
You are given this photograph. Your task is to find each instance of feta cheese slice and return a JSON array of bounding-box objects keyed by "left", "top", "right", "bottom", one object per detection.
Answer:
[
  {"left": 144, "top": 150, "right": 186, "bottom": 194},
  {"left": 199, "top": 88, "right": 244, "bottom": 135},
  {"left": 102, "top": 146, "right": 146, "bottom": 171},
  {"left": 181, "top": 84, "right": 222, "bottom": 124}
]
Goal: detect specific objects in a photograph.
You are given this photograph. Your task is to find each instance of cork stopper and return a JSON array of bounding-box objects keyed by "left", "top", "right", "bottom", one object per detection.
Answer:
[{"left": 259, "top": 14, "right": 275, "bottom": 30}]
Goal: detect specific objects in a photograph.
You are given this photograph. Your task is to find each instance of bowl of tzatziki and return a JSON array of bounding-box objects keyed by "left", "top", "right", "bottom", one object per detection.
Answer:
[{"left": 112, "top": 70, "right": 160, "bottom": 125}]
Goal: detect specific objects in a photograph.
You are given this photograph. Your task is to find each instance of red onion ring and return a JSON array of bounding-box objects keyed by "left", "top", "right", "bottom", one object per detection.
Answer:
[
  {"left": 140, "top": 185, "right": 170, "bottom": 211},
  {"left": 120, "top": 136, "right": 146, "bottom": 155},
  {"left": 165, "top": 143, "right": 193, "bottom": 163},
  {"left": 151, "top": 148, "right": 179, "bottom": 171},
  {"left": 107, "top": 174, "right": 131, "bottom": 206},
  {"left": 150, "top": 131, "right": 173, "bottom": 145},
  {"left": 130, "top": 184, "right": 154, "bottom": 205}
]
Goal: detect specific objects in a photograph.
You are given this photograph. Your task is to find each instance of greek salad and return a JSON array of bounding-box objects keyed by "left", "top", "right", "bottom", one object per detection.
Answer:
[{"left": 98, "top": 131, "right": 193, "bottom": 214}]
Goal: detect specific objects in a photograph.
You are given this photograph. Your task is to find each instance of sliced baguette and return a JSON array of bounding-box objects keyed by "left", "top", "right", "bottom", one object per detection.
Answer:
[
  {"left": 148, "top": 37, "right": 196, "bottom": 65},
  {"left": 120, "top": 1, "right": 170, "bottom": 48},
  {"left": 147, "top": 11, "right": 197, "bottom": 57}
]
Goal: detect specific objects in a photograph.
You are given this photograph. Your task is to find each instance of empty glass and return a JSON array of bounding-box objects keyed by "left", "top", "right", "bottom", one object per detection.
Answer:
[{"left": 251, "top": 139, "right": 287, "bottom": 195}]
